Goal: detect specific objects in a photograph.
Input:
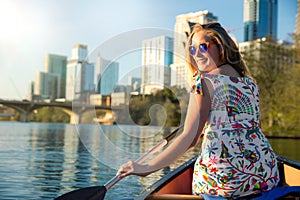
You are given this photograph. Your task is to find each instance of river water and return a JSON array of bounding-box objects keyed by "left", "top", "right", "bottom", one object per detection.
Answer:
[{"left": 0, "top": 122, "right": 299, "bottom": 200}]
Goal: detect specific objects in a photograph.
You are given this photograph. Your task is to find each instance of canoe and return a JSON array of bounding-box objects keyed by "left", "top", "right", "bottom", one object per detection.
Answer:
[{"left": 138, "top": 155, "right": 300, "bottom": 199}]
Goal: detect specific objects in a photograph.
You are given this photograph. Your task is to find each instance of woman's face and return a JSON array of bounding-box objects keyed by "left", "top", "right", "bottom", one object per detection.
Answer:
[{"left": 190, "top": 30, "right": 221, "bottom": 73}]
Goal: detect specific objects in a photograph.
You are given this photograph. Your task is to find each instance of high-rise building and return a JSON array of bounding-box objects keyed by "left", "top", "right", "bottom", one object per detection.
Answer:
[
  {"left": 34, "top": 71, "right": 60, "bottom": 100},
  {"left": 128, "top": 76, "right": 141, "bottom": 93},
  {"left": 66, "top": 44, "right": 95, "bottom": 102},
  {"left": 71, "top": 44, "right": 88, "bottom": 60},
  {"left": 243, "top": 0, "right": 278, "bottom": 42},
  {"left": 44, "top": 54, "right": 67, "bottom": 98},
  {"left": 96, "top": 56, "right": 119, "bottom": 95},
  {"left": 141, "top": 35, "right": 174, "bottom": 94},
  {"left": 171, "top": 10, "right": 218, "bottom": 90},
  {"left": 27, "top": 81, "right": 35, "bottom": 101}
]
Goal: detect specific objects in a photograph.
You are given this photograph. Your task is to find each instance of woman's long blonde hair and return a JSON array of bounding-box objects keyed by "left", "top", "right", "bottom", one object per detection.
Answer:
[{"left": 186, "top": 22, "right": 250, "bottom": 77}]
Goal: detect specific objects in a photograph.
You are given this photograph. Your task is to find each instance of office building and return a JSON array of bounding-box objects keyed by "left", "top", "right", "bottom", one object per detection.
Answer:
[
  {"left": 171, "top": 10, "right": 218, "bottom": 90},
  {"left": 34, "top": 71, "right": 60, "bottom": 100},
  {"left": 66, "top": 44, "right": 95, "bottom": 102},
  {"left": 96, "top": 56, "right": 119, "bottom": 95},
  {"left": 71, "top": 44, "right": 88, "bottom": 60},
  {"left": 27, "top": 81, "right": 35, "bottom": 101},
  {"left": 44, "top": 54, "right": 67, "bottom": 98},
  {"left": 243, "top": 0, "right": 278, "bottom": 42},
  {"left": 141, "top": 35, "right": 174, "bottom": 94},
  {"left": 128, "top": 76, "right": 141, "bottom": 93}
]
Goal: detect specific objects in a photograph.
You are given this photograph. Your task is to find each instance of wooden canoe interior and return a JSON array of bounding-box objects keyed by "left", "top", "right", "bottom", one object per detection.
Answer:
[
  {"left": 145, "top": 166, "right": 204, "bottom": 200},
  {"left": 155, "top": 167, "right": 193, "bottom": 194},
  {"left": 145, "top": 157, "right": 300, "bottom": 200},
  {"left": 279, "top": 162, "right": 300, "bottom": 186}
]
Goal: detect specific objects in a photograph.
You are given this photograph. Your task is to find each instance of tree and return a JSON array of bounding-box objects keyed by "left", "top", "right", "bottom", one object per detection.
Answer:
[
  {"left": 116, "top": 86, "right": 188, "bottom": 127},
  {"left": 242, "top": 38, "right": 300, "bottom": 135},
  {"left": 30, "top": 107, "right": 70, "bottom": 123}
]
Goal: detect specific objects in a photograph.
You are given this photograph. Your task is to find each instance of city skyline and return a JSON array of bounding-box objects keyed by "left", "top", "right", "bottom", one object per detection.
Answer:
[{"left": 0, "top": 0, "right": 297, "bottom": 100}]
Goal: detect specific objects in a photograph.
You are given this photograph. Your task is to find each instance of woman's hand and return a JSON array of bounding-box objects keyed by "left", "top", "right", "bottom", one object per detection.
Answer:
[{"left": 117, "top": 161, "right": 153, "bottom": 178}]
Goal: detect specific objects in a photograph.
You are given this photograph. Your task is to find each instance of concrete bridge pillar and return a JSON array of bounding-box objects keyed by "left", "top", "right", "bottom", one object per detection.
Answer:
[
  {"left": 19, "top": 112, "right": 29, "bottom": 122},
  {"left": 60, "top": 108, "right": 80, "bottom": 124},
  {"left": 70, "top": 113, "right": 80, "bottom": 124}
]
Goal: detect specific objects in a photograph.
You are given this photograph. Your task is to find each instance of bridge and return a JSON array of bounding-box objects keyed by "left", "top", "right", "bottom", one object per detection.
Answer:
[{"left": 0, "top": 99, "right": 116, "bottom": 124}]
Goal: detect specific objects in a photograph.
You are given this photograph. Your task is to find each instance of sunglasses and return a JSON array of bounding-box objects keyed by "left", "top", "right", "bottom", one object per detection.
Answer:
[{"left": 189, "top": 41, "right": 216, "bottom": 55}]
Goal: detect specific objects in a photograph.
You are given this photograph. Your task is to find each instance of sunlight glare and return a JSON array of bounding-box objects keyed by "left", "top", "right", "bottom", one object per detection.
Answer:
[{"left": 0, "top": 1, "right": 26, "bottom": 41}]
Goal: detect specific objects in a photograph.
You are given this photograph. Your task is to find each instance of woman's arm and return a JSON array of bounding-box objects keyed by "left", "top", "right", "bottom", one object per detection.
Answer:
[{"left": 118, "top": 79, "right": 212, "bottom": 178}]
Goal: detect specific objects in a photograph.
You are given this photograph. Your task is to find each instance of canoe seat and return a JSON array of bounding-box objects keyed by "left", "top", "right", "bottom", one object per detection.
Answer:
[{"left": 146, "top": 194, "right": 204, "bottom": 200}]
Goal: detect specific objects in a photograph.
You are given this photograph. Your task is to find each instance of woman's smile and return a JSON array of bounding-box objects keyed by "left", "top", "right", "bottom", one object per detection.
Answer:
[{"left": 195, "top": 57, "right": 208, "bottom": 65}]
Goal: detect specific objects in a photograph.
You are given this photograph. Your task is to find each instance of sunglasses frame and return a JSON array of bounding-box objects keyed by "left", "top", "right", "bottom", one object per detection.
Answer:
[{"left": 189, "top": 41, "right": 216, "bottom": 55}]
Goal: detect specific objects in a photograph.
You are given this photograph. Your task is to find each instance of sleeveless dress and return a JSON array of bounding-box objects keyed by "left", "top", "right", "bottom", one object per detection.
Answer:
[{"left": 191, "top": 71, "right": 279, "bottom": 199}]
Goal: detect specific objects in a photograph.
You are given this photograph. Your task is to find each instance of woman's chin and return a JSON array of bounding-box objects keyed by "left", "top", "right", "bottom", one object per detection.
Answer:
[
  {"left": 196, "top": 62, "right": 217, "bottom": 72},
  {"left": 197, "top": 65, "right": 209, "bottom": 71},
  {"left": 196, "top": 59, "right": 209, "bottom": 67}
]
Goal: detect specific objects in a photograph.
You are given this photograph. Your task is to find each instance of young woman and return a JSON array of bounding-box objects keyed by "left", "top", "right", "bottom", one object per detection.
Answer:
[{"left": 118, "top": 22, "right": 279, "bottom": 198}]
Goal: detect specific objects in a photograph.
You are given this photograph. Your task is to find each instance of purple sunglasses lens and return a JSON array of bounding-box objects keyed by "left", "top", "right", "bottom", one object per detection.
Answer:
[
  {"left": 189, "top": 46, "right": 196, "bottom": 55},
  {"left": 199, "top": 43, "right": 208, "bottom": 53}
]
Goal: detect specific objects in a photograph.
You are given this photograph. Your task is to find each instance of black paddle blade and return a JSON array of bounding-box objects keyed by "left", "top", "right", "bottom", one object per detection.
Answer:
[{"left": 55, "top": 186, "right": 107, "bottom": 200}]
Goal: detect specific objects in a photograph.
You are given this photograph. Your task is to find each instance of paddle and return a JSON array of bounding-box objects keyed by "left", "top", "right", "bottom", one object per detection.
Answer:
[{"left": 55, "top": 125, "right": 183, "bottom": 200}]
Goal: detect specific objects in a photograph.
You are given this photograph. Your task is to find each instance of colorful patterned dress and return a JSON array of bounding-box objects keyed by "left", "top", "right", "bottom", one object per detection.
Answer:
[{"left": 191, "top": 71, "right": 279, "bottom": 199}]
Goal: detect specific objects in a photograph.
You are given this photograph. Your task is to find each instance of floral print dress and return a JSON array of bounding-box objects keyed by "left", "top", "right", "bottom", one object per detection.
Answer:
[{"left": 191, "top": 71, "right": 279, "bottom": 199}]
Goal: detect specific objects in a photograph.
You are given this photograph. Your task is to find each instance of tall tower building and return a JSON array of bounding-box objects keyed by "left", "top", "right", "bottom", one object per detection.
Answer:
[
  {"left": 71, "top": 44, "right": 88, "bottom": 60},
  {"left": 66, "top": 44, "right": 95, "bottom": 102},
  {"left": 32, "top": 53, "right": 67, "bottom": 101},
  {"left": 244, "top": 0, "right": 278, "bottom": 42},
  {"left": 27, "top": 81, "right": 34, "bottom": 101},
  {"left": 44, "top": 54, "right": 67, "bottom": 98},
  {"left": 34, "top": 71, "right": 60, "bottom": 100},
  {"left": 171, "top": 10, "right": 218, "bottom": 90},
  {"left": 96, "top": 56, "right": 119, "bottom": 95},
  {"left": 128, "top": 76, "right": 141, "bottom": 93},
  {"left": 141, "top": 35, "right": 174, "bottom": 94}
]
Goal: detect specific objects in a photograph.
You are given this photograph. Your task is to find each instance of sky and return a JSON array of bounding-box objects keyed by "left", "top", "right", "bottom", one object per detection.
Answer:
[{"left": 0, "top": 0, "right": 298, "bottom": 100}]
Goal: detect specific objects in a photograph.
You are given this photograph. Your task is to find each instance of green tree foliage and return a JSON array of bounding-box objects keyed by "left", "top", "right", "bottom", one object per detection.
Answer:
[
  {"left": 242, "top": 38, "right": 300, "bottom": 135},
  {"left": 281, "top": 63, "right": 300, "bottom": 134},
  {"left": 30, "top": 107, "right": 70, "bottom": 123},
  {"left": 117, "top": 86, "right": 188, "bottom": 127}
]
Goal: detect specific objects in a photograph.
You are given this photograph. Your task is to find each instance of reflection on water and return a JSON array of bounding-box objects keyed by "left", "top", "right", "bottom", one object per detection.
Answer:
[
  {"left": 0, "top": 122, "right": 299, "bottom": 200},
  {"left": 269, "top": 138, "right": 300, "bottom": 162}
]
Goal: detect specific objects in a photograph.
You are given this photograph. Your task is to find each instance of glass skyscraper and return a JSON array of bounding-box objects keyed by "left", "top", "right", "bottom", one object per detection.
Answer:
[
  {"left": 244, "top": 0, "right": 278, "bottom": 42},
  {"left": 141, "top": 35, "right": 174, "bottom": 94},
  {"left": 66, "top": 44, "right": 95, "bottom": 102},
  {"left": 44, "top": 54, "right": 67, "bottom": 98},
  {"left": 96, "top": 57, "right": 119, "bottom": 95}
]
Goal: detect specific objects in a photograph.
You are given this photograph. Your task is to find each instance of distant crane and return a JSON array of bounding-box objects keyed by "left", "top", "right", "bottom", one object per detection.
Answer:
[
  {"left": 226, "top": 26, "right": 244, "bottom": 33},
  {"left": 225, "top": 26, "right": 244, "bottom": 44}
]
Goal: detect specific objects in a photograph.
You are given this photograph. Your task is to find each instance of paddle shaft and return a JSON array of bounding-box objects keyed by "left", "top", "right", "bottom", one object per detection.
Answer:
[{"left": 104, "top": 126, "right": 183, "bottom": 190}]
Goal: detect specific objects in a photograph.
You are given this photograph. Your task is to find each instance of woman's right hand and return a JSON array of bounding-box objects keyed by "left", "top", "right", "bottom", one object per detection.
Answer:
[{"left": 117, "top": 161, "right": 153, "bottom": 179}]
